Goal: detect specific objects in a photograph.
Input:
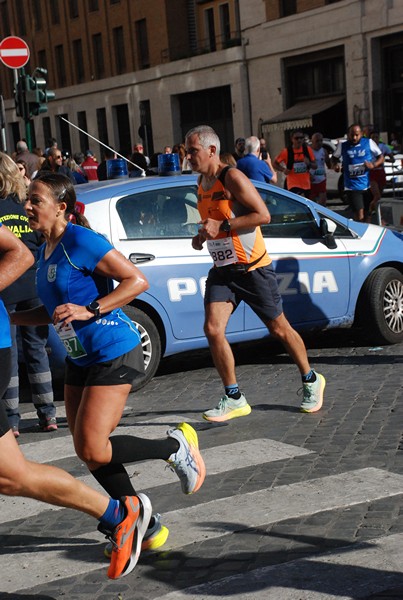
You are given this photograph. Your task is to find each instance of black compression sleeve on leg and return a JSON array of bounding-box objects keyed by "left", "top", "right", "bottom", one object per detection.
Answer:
[
  {"left": 90, "top": 462, "right": 136, "bottom": 498},
  {"left": 110, "top": 435, "right": 178, "bottom": 463}
]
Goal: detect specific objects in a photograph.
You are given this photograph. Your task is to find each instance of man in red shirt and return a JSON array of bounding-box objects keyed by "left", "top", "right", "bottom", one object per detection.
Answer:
[
  {"left": 273, "top": 131, "right": 317, "bottom": 197},
  {"left": 82, "top": 150, "right": 99, "bottom": 181}
]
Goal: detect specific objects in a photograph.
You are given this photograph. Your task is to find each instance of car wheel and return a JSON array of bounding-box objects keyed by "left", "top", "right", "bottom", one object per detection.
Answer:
[
  {"left": 360, "top": 267, "right": 403, "bottom": 344},
  {"left": 122, "top": 305, "right": 162, "bottom": 391}
]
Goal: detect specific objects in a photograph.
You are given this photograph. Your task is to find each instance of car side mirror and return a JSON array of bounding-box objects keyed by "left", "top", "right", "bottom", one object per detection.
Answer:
[{"left": 320, "top": 217, "right": 337, "bottom": 249}]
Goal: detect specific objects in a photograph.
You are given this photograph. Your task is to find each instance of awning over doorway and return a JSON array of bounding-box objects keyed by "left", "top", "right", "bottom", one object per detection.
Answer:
[{"left": 261, "top": 96, "right": 344, "bottom": 133}]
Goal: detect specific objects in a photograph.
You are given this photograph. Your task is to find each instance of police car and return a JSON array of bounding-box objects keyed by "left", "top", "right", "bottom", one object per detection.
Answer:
[{"left": 71, "top": 173, "right": 403, "bottom": 390}]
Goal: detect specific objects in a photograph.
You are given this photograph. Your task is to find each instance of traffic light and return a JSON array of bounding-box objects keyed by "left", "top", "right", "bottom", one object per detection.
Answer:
[
  {"left": 14, "top": 69, "right": 55, "bottom": 120},
  {"left": 25, "top": 73, "right": 55, "bottom": 117},
  {"left": 15, "top": 75, "right": 28, "bottom": 120}
]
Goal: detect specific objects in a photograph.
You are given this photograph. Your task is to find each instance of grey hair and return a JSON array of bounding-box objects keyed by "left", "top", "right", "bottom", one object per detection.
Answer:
[
  {"left": 244, "top": 136, "right": 260, "bottom": 154},
  {"left": 185, "top": 125, "right": 220, "bottom": 155}
]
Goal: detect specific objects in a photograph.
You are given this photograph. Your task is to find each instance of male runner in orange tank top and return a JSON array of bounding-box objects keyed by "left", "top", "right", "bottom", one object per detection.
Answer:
[{"left": 185, "top": 125, "right": 326, "bottom": 420}]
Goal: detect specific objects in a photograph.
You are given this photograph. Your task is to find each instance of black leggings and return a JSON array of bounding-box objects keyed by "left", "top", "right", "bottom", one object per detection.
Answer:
[{"left": 90, "top": 434, "right": 178, "bottom": 498}]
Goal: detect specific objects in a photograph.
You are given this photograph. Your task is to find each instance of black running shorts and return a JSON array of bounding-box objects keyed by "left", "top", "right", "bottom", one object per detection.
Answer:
[
  {"left": 64, "top": 344, "right": 145, "bottom": 387},
  {"left": 205, "top": 264, "right": 283, "bottom": 323},
  {"left": 346, "top": 189, "right": 372, "bottom": 213}
]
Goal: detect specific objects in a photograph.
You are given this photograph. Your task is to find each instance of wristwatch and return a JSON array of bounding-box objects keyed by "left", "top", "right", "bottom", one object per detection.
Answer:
[
  {"left": 86, "top": 300, "right": 101, "bottom": 318},
  {"left": 219, "top": 219, "right": 231, "bottom": 232}
]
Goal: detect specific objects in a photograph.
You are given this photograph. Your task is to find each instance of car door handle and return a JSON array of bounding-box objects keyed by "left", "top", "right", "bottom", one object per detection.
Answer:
[{"left": 129, "top": 253, "right": 155, "bottom": 264}]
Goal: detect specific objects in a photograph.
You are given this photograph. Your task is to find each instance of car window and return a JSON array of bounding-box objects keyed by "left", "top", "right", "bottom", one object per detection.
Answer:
[
  {"left": 116, "top": 185, "right": 199, "bottom": 239},
  {"left": 258, "top": 189, "right": 320, "bottom": 238}
]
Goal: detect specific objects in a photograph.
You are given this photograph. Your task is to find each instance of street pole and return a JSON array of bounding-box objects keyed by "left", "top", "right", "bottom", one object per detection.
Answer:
[{"left": 0, "top": 95, "right": 6, "bottom": 152}]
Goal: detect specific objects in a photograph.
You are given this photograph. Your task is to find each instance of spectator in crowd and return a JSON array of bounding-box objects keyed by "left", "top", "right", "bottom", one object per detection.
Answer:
[
  {"left": 15, "top": 159, "right": 31, "bottom": 188},
  {"left": 259, "top": 137, "right": 277, "bottom": 184},
  {"left": 309, "top": 132, "right": 331, "bottom": 206},
  {"left": 81, "top": 150, "right": 99, "bottom": 181},
  {"left": 97, "top": 148, "right": 117, "bottom": 181},
  {"left": 173, "top": 143, "right": 192, "bottom": 172},
  {"left": 273, "top": 131, "right": 317, "bottom": 197},
  {"left": 133, "top": 143, "right": 150, "bottom": 166},
  {"left": 331, "top": 124, "right": 383, "bottom": 222},
  {"left": 67, "top": 157, "right": 88, "bottom": 184},
  {"left": 128, "top": 152, "right": 147, "bottom": 177},
  {"left": 220, "top": 153, "right": 237, "bottom": 167},
  {"left": 237, "top": 135, "right": 274, "bottom": 183},
  {"left": 0, "top": 152, "right": 57, "bottom": 437},
  {"left": 231, "top": 137, "right": 245, "bottom": 163},
  {"left": 44, "top": 137, "right": 58, "bottom": 157},
  {"left": 389, "top": 132, "right": 401, "bottom": 152},
  {"left": 36, "top": 147, "right": 76, "bottom": 183},
  {"left": 15, "top": 140, "right": 40, "bottom": 180},
  {"left": 163, "top": 145, "right": 172, "bottom": 154}
]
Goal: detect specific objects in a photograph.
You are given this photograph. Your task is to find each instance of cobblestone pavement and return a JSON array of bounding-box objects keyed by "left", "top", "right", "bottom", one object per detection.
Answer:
[{"left": 1, "top": 329, "right": 402, "bottom": 600}]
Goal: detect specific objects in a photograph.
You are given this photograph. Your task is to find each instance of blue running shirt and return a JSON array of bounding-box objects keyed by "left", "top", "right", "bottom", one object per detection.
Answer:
[
  {"left": 335, "top": 137, "right": 381, "bottom": 191},
  {"left": 36, "top": 222, "right": 140, "bottom": 366},
  {"left": 0, "top": 224, "right": 11, "bottom": 349}
]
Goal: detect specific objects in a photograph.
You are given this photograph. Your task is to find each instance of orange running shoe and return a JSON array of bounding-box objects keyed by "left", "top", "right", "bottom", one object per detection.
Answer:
[{"left": 106, "top": 493, "right": 152, "bottom": 579}]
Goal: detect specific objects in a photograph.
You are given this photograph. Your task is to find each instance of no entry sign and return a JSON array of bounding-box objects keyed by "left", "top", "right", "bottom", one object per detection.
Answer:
[{"left": 0, "top": 36, "right": 30, "bottom": 69}]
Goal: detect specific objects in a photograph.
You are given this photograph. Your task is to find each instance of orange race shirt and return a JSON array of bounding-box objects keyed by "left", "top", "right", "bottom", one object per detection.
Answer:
[
  {"left": 275, "top": 145, "right": 315, "bottom": 190},
  {"left": 197, "top": 169, "right": 271, "bottom": 271}
]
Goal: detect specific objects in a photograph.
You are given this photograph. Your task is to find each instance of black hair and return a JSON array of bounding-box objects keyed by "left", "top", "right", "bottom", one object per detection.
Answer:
[{"left": 32, "top": 172, "right": 91, "bottom": 228}]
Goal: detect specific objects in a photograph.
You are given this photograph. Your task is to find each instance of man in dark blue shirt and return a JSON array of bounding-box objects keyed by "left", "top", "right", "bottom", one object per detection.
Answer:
[{"left": 237, "top": 136, "right": 274, "bottom": 183}]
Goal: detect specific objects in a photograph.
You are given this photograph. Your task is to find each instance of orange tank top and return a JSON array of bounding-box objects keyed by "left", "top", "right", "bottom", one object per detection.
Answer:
[{"left": 197, "top": 167, "right": 271, "bottom": 270}]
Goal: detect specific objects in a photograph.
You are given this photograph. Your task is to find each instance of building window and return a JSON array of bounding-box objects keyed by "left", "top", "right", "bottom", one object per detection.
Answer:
[
  {"left": 280, "top": 0, "right": 296, "bottom": 17},
  {"left": 15, "top": 0, "right": 26, "bottom": 35},
  {"left": 42, "top": 117, "right": 51, "bottom": 149},
  {"left": 135, "top": 19, "right": 149, "bottom": 69},
  {"left": 69, "top": 0, "right": 79, "bottom": 19},
  {"left": 32, "top": 0, "right": 42, "bottom": 30},
  {"left": 96, "top": 107, "right": 109, "bottom": 154},
  {"left": 286, "top": 53, "right": 345, "bottom": 104},
  {"left": 205, "top": 8, "right": 216, "bottom": 51},
  {"left": 219, "top": 3, "right": 231, "bottom": 49},
  {"left": 110, "top": 0, "right": 120, "bottom": 4},
  {"left": 0, "top": 1, "right": 11, "bottom": 36},
  {"left": 113, "top": 26, "right": 126, "bottom": 74},
  {"left": 88, "top": 0, "right": 99, "bottom": 10},
  {"left": 50, "top": 2, "right": 60, "bottom": 25},
  {"left": 37, "top": 49, "right": 47, "bottom": 71},
  {"left": 55, "top": 45, "right": 66, "bottom": 87},
  {"left": 92, "top": 34, "right": 105, "bottom": 78},
  {"left": 73, "top": 39, "right": 85, "bottom": 83},
  {"left": 285, "top": 46, "right": 346, "bottom": 106},
  {"left": 77, "top": 111, "right": 88, "bottom": 152}
]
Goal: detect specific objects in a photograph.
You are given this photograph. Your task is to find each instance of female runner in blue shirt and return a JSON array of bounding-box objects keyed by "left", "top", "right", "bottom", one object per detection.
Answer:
[
  {"left": 0, "top": 219, "right": 149, "bottom": 579},
  {"left": 11, "top": 172, "right": 205, "bottom": 573}
]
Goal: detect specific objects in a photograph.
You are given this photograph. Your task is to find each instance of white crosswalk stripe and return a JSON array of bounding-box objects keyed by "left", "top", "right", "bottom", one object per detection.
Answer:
[{"left": 1, "top": 416, "right": 402, "bottom": 597}]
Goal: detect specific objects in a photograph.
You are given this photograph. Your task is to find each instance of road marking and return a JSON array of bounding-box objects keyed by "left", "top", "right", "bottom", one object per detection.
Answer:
[
  {"left": 1, "top": 468, "right": 402, "bottom": 593},
  {"left": 157, "top": 532, "right": 403, "bottom": 600},
  {"left": 161, "top": 468, "right": 403, "bottom": 549},
  {"left": 0, "top": 426, "right": 312, "bottom": 522}
]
